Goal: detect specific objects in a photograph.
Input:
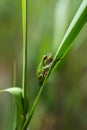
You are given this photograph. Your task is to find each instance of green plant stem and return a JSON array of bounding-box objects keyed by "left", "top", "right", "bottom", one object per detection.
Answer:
[
  {"left": 22, "top": 83, "right": 45, "bottom": 130},
  {"left": 23, "top": 0, "right": 87, "bottom": 129},
  {"left": 22, "top": 0, "right": 27, "bottom": 114}
]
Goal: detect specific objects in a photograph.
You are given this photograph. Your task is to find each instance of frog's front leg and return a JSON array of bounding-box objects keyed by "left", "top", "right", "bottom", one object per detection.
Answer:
[{"left": 37, "top": 66, "right": 49, "bottom": 86}]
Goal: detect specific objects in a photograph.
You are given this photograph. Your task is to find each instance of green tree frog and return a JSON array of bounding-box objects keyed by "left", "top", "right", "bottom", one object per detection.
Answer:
[{"left": 36, "top": 53, "right": 53, "bottom": 86}]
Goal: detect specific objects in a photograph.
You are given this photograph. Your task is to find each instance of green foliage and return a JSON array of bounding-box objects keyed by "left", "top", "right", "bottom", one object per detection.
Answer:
[
  {"left": 0, "top": 0, "right": 87, "bottom": 130},
  {"left": 23, "top": 1, "right": 87, "bottom": 129}
]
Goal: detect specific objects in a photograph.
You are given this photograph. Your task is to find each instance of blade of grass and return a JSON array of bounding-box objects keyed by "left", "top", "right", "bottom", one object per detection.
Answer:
[
  {"left": 52, "top": 0, "right": 87, "bottom": 69},
  {"left": 12, "top": 61, "right": 22, "bottom": 130},
  {"left": 23, "top": 1, "right": 87, "bottom": 129},
  {"left": 1, "top": 87, "right": 23, "bottom": 111},
  {"left": 22, "top": 0, "right": 27, "bottom": 113}
]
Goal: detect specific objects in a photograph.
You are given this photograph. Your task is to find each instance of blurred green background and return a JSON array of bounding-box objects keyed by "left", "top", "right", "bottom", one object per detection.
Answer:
[{"left": 0, "top": 0, "right": 87, "bottom": 130}]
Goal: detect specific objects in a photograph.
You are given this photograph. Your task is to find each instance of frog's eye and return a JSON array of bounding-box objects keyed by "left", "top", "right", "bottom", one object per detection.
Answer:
[{"left": 43, "top": 55, "right": 48, "bottom": 66}]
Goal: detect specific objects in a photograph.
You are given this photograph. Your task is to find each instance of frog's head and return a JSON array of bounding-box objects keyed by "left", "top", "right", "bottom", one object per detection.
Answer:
[{"left": 43, "top": 53, "right": 53, "bottom": 66}]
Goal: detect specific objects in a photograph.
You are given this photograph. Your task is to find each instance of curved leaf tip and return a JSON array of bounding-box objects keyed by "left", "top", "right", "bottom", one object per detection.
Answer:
[{"left": 0, "top": 87, "right": 23, "bottom": 112}]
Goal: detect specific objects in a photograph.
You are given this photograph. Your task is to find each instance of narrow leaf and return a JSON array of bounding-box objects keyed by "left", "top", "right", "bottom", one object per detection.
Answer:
[
  {"left": 0, "top": 87, "right": 23, "bottom": 112},
  {"left": 54, "top": 0, "right": 87, "bottom": 66}
]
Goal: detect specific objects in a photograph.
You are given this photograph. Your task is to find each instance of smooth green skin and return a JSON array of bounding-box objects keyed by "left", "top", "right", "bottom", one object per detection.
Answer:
[{"left": 37, "top": 53, "right": 53, "bottom": 86}]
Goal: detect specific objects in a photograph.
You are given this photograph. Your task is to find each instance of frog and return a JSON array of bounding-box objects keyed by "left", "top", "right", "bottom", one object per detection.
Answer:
[{"left": 36, "top": 53, "right": 53, "bottom": 86}]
